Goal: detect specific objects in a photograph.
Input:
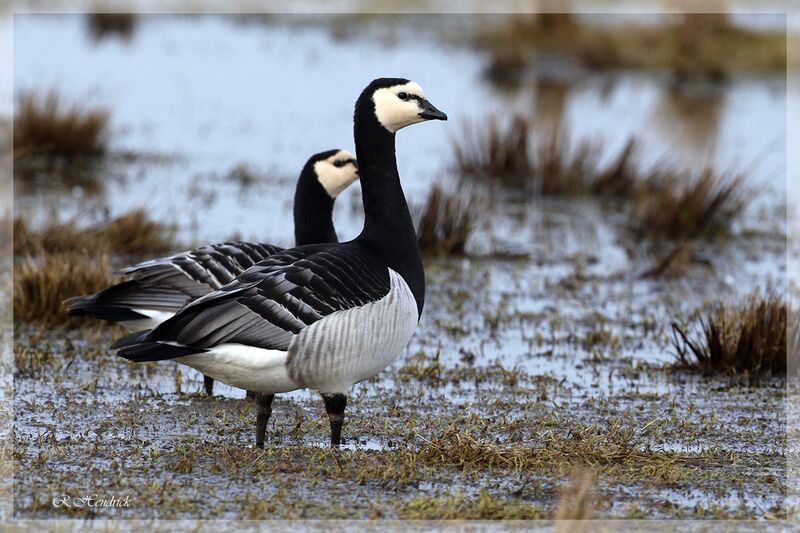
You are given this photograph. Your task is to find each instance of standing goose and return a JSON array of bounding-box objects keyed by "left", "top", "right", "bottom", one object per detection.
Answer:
[
  {"left": 66, "top": 149, "right": 358, "bottom": 395},
  {"left": 113, "top": 77, "right": 447, "bottom": 447}
]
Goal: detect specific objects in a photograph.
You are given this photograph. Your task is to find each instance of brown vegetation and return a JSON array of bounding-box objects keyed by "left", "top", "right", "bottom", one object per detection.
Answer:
[
  {"left": 13, "top": 252, "right": 115, "bottom": 326},
  {"left": 14, "top": 91, "right": 111, "bottom": 194},
  {"left": 478, "top": 13, "right": 787, "bottom": 86},
  {"left": 95, "top": 209, "right": 178, "bottom": 257},
  {"left": 414, "top": 184, "right": 480, "bottom": 256},
  {"left": 671, "top": 291, "right": 790, "bottom": 382},
  {"left": 14, "top": 209, "right": 177, "bottom": 258},
  {"left": 632, "top": 167, "right": 746, "bottom": 243},
  {"left": 453, "top": 116, "right": 532, "bottom": 188},
  {"left": 454, "top": 115, "right": 747, "bottom": 249},
  {"left": 14, "top": 91, "right": 109, "bottom": 162},
  {"left": 87, "top": 13, "right": 137, "bottom": 41},
  {"left": 13, "top": 209, "right": 178, "bottom": 326},
  {"left": 454, "top": 115, "right": 624, "bottom": 195}
]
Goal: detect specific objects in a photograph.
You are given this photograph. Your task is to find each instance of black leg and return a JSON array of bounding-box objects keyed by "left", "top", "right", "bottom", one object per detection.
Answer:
[
  {"left": 203, "top": 375, "right": 214, "bottom": 396},
  {"left": 322, "top": 393, "right": 347, "bottom": 447},
  {"left": 255, "top": 393, "right": 275, "bottom": 448}
]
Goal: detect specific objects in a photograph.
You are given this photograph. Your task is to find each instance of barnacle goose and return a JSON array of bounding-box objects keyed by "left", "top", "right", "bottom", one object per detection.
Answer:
[
  {"left": 66, "top": 149, "right": 357, "bottom": 395},
  {"left": 113, "top": 78, "right": 447, "bottom": 447}
]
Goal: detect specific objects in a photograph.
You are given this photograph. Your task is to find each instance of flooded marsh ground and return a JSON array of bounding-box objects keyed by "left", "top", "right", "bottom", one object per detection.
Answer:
[{"left": 8, "top": 12, "right": 797, "bottom": 521}]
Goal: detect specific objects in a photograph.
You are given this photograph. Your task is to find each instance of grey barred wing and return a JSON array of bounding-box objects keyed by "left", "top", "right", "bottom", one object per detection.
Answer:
[
  {"left": 119, "top": 240, "right": 284, "bottom": 297},
  {"left": 146, "top": 244, "right": 392, "bottom": 352},
  {"left": 67, "top": 240, "right": 286, "bottom": 321}
]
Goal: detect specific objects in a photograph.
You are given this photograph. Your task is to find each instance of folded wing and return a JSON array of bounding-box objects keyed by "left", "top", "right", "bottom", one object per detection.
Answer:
[{"left": 115, "top": 243, "right": 392, "bottom": 358}]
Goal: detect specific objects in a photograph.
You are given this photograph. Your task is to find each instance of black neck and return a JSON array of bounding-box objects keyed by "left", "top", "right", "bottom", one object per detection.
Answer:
[
  {"left": 353, "top": 106, "right": 425, "bottom": 314},
  {"left": 293, "top": 168, "right": 338, "bottom": 246}
]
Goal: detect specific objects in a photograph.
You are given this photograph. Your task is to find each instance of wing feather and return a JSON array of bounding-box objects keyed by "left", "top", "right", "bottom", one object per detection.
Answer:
[{"left": 118, "top": 243, "right": 392, "bottom": 357}]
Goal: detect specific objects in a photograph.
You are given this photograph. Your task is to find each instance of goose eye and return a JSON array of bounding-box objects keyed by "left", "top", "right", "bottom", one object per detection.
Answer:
[
  {"left": 397, "top": 92, "right": 409, "bottom": 101},
  {"left": 333, "top": 160, "right": 345, "bottom": 168}
]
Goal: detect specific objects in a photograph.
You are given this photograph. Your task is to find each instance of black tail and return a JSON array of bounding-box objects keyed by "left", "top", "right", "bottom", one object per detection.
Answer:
[
  {"left": 65, "top": 280, "right": 191, "bottom": 323},
  {"left": 112, "top": 330, "right": 207, "bottom": 362}
]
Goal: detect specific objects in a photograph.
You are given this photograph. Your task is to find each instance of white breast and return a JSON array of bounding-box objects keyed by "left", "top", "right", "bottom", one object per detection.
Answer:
[{"left": 285, "top": 269, "right": 419, "bottom": 393}]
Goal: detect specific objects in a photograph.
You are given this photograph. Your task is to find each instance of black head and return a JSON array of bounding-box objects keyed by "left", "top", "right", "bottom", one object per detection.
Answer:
[
  {"left": 301, "top": 149, "right": 359, "bottom": 198},
  {"left": 355, "top": 77, "right": 448, "bottom": 133}
]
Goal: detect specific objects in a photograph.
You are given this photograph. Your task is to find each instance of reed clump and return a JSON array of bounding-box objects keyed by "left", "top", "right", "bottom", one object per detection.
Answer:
[
  {"left": 454, "top": 116, "right": 613, "bottom": 195},
  {"left": 454, "top": 116, "right": 637, "bottom": 197},
  {"left": 454, "top": 115, "right": 747, "bottom": 247},
  {"left": 671, "top": 291, "right": 790, "bottom": 382},
  {"left": 95, "top": 209, "right": 177, "bottom": 257},
  {"left": 414, "top": 184, "right": 481, "bottom": 256},
  {"left": 14, "top": 209, "right": 177, "bottom": 258},
  {"left": 632, "top": 167, "right": 747, "bottom": 243},
  {"left": 14, "top": 91, "right": 112, "bottom": 194},
  {"left": 13, "top": 252, "right": 115, "bottom": 326},
  {"left": 87, "top": 13, "right": 137, "bottom": 41},
  {"left": 14, "top": 209, "right": 178, "bottom": 326},
  {"left": 478, "top": 13, "right": 787, "bottom": 84},
  {"left": 14, "top": 91, "right": 109, "bottom": 163},
  {"left": 453, "top": 116, "right": 532, "bottom": 187}
]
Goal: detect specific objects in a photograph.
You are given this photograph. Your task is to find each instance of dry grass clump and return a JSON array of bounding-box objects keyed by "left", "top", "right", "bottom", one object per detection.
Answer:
[
  {"left": 632, "top": 167, "right": 747, "bottom": 243},
  {"left": 478, "top": 13, "right": 787, "bottom": 84},
  {"left": 14, "top": 209, "right": 177, "bottom": 258},
  {"left": 14, "top": 91, "right": 109, "bottom": 162},
  {"left": 95, "top": 209, "right": 177, "bottom": 257},
  {"left": 14, "top": 91, "right": 111, "bottom": 194},
  {"left": 414, "top": 184, "right": 481, "bottom": 256},
  {"left": 14, "top": 215, "right": 93, "bottom": 257},
  {"left": 671, "top": 291, "right": 790, "bottom": 382},
  {"left": 454, "top": 116, "right": 633, "bottom": 197},
  {"left": 13, "top": 252, "right": 114, "bottom": 326},
  {"left": 536, "top": 128, "right": 602, "bottom": 196},
  {"left": 454, "top": 116, "right": 532, "bottom": 187},
  {"left": 87, "top": 13, "right": 137, "bottom": 41},
  {"left": 454, "top": 115, "right": 747, "bottom": 250}
]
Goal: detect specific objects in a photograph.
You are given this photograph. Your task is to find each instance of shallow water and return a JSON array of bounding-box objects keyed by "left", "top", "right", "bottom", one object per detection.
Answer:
[{"left": 13, "top": 14, "right": 788, "bottom": 241}]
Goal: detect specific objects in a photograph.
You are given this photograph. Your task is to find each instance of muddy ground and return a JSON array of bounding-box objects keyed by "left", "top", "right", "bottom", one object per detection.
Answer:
[{"left": 10, "top": 249, "right": 793, "bottom": 520}]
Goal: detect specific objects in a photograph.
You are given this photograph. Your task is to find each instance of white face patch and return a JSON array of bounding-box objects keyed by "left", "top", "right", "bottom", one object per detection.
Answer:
[
  {"left": 372, "top": 81, "right": 428, "bottom": 133},
  {"left": 314, "top": 150, "right": 358, "bottom": 198}
]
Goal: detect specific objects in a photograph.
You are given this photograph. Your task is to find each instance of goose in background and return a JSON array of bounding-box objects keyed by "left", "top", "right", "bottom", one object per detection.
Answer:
[
  {"left": 66, "top": 149, "right": 358, "bottom": 395},
  {"left": 112, "top": 77, "right": 447, "bottom": 448}
]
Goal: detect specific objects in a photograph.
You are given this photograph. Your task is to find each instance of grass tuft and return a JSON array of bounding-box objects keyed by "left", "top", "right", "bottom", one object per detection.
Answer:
[
  {"left": 87, "top": 13, "right": 137, "bottom": 41},
  {"left": 414, "top": 184, "right": 481, "bottom": 256},
  {"left": 13, "top": 252, "right": 115, "bottom": 326},
  {"left": 453, "top": 115, "right": 532, "bottom": 187},
  {"left": 14, "top": 91, "right": 109, "bottom": 162},
  {"left": 632, "top": 166, "right": 746, "bottom": 243},
  {"left": 14, "top": 91, "right": 111, "bottom": 194},
  {"left": 14, "top": 209, "right": 177, "bottom": 258},
  {"left": 671, "top": 291, "right": 790, "bottom": 382},
  {"left": 453, "top": 116, "right": 610, "bottom": 195},
  {"left": 454, "top": 116, "right": 748, "bottom": 250},
  {"left": 95, "top": 209, "right": 178, "bottom": 257},
  {"left": 477, "top": 13, "right": 787, "bottom": 84},
  {"left": 13, "top": 209, "right": 179, "bottom": 326}
]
